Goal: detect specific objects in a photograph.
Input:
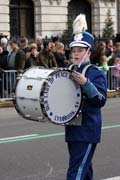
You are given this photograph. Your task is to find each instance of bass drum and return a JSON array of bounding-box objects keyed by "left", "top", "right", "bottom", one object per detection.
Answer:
[{"left": 14, "top": 67, "right": 83, "bottom": 125}]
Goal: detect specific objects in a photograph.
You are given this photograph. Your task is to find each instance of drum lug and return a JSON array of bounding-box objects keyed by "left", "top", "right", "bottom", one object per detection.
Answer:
[
  {"left": 40, "top": 97, "right": 44, "bottom": 104},
  {"left": 12, "top": 93, "right": 15, "bottom": 100},
  {"left": 38, "top": 116, "right": 46, "bottom": 122}
]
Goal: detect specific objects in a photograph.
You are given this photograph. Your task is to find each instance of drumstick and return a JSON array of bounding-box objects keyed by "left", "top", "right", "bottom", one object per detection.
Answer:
[{"left": 78, "top": 47, "right": 90, "bottom": 68}]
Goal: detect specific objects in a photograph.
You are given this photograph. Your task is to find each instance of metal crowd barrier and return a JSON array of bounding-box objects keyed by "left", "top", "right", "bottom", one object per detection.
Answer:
[
  {"left": 0, "top": 69, "right": 17, "bottom": 101},
  {"left": 107, "top": 66, "right": 120, "bottom": 91},
  {"left": 0, "top": 66, "right": 119, "bottom": 101}
]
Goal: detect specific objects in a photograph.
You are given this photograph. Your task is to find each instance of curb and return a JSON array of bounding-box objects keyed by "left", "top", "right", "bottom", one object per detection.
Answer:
[
  {"left": 0, "top": 91, "right": 120, "bottom": 108},
  {"left": 107, "top": 90, "right": 120, "bottom": 98},
  {"left": 0, "top": 101, "right": 14, "bottom": 108}
]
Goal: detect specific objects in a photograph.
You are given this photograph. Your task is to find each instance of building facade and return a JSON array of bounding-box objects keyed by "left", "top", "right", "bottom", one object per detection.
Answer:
[{"left": 0, "top": 0, "right": 119, "bottom": 39}]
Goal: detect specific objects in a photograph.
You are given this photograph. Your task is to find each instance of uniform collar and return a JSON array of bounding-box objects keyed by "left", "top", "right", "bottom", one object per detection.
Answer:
[{"left": 77, "top": 60, "right": 91, "bottom": 72}]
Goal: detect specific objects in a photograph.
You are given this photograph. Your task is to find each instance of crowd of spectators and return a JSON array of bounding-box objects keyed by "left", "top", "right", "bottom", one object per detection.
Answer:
[
  {"left": 0, "top": 35, "right": 70, "bottom": 98},
  {"left": 0, "top": 36, "right": 70, "bottom": 71},
  {"left": 0, "top": 35, "right": 120, "bottom": 98},
  {"left": 91, "top": 38, "right": 120, "bottom": 90}
]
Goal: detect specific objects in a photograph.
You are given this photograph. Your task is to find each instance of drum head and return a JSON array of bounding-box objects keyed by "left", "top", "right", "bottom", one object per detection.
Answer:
[{"left": 42, "top": 70, "right": 82, "bottom": 124}]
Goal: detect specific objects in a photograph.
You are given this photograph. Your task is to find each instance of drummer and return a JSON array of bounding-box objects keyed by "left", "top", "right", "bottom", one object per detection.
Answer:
[{"left": 65, "top": 31, "right": 107, "bottom": 180}]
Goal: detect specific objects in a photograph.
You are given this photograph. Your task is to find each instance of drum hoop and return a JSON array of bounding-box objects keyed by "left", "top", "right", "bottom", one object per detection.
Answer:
[
  {"left": 40, "top": 69, "right": 83, "bottom": 125},
  {"left": 13, "top": 75, "right": 26, "bottom": 120}
]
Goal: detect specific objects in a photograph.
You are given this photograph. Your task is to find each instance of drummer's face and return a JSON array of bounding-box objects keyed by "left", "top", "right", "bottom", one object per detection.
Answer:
[{"left": 71, "top": 46, "right": 90, "bottom": 65}]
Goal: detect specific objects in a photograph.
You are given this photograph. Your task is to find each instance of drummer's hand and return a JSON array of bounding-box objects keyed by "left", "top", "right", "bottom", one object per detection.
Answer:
[{"left": 72, "top": 71, "right": 87, "bottom": 86}]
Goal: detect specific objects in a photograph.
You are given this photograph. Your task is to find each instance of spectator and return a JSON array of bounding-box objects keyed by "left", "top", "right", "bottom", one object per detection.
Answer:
[
  {"left": 105, "top": 39, "right": 114, "bottom": 66},
  {"left": 108, "top": 42, "right": 120, "bottom": 67},
  {"left": 54, "top": 42, "right": 69, "bottom": 67},
  {"left": 91, "top": 40, "right": 111, "bottom": 74},
  {"left": 90, "top": 40, "right": 106, "bottom": 66},
  {"left": 0, "top": 45, "right": 8, "bottom": 97},
  {"left": 111, "top": 53, "right": 120, "bottom": 90},
  {"left": 38, "top": 41, "right": 58, "bottom": 68},
  {"left": 113, "top": 42, "right": 120, "bottom": 57},
  {"left": 105, "top": 39, "right": 113, "bottom": 57},
  {"left": 8, "top": 40, "right": 26, "bottom": 72},
  {"left": 7, "top": 40, "right": 26, "bottom": 96},
  {"left": 64, "top": 45, "right": 70, "bottom": 61},
  {"left": 0, "top": 45, "right": 8, "bottom": 70},
  {"left": 0, "top": 37, "right": 9, "bottom": 55},
  {"left": 51, "top": 35, "right": 60, "bottom": 46},
  {"left": 20, "top": 37, "right": 29, "bottom": 54},
  {"left": 35, "top": 36, "right": 44, "bottom": 52},
  {"left": 25, "top": 43, "right": 39, "bottom": 69},
  {"left": 49, "top": 41, "right": 56, "bottom": 53}
]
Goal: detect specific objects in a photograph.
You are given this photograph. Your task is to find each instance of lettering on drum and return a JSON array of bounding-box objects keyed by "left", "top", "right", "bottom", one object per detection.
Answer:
[
  {"left": 48, "top": 71, "right": 79, "bottom": 90},
  {"left": 48, "top": 71, "right": 69, "bottom": 84},
  {"left": 44, "top": 84, "right": 50, "bottom": 111},
  {"left": 44, "top": 84, "right": 50, "bottom": 98},
  {"left": 55, "top": 111, "right": 75, "bottom": 122},
  {"left": 44, "top": 100, "right": 50, "bottom": 111},
  {"left": 55, "top": 71, "right": 68, "bottom": 79},
  {"left": 43, "top": 70, "right": 82, "bottom": 124}
]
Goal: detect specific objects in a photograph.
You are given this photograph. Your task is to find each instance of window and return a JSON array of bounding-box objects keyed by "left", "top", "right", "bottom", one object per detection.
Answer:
[
  {"left": 10, "top": 0, "right": 34, "bottom": 38},
  {"left": 68, "top": 0, "right": 91, "bottom": 33}
]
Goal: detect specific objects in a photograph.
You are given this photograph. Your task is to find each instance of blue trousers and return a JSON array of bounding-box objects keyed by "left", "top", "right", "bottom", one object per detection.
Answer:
[
  {"left": 0, "top": 79, "right": 2, "bottom": 98},
  {"left": 66, "top": 142, "right": 97, "bottom": 180}
]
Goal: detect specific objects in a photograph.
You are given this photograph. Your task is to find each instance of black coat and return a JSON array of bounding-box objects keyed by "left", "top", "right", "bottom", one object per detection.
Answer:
[{"left": 0, "top": 52, "right": 8, "bottom": 70}]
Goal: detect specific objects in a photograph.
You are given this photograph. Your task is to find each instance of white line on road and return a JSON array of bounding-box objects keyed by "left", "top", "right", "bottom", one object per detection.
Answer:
[
  {"left": 0, "top": 124, "right": 120, "bottom": 143},
  {"left": 101, "top": 177, "right": 120, "bottom": 180},
  {"left": 0, "top": 134, "right": 39, "bottom": 141}
]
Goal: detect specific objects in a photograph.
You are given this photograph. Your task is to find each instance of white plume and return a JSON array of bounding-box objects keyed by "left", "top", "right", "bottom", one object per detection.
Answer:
[
  {"left": 73, "top": 14, "right": 88, "bottom": 35},
  {"left": 0, "top": 37, "right": 8, "bottom": 45}
]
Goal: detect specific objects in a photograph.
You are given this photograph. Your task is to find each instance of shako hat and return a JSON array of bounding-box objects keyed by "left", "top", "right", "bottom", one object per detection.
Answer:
[
  {"left": 69, "top": 31, "right": 94, "bottom": 49},
  {"left": 69, "top": 14, "right": 94, "bottom": 49}
]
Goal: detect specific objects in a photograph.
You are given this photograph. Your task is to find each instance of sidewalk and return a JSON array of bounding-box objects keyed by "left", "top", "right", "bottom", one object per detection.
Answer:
[
  {"left": 0, "top": 91, "right": 120, "bottom": 108},
  {"left": 0, "top": 100, "right": 14, "bottom": 108},
  {"left": 107, "top": 90, "right": 120, "bottom": 98}
]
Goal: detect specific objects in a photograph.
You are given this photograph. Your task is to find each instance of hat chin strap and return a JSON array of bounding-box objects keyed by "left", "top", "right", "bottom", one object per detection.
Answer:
[{"left": 78, "top": 47, "right": 90, "bottom": 68}]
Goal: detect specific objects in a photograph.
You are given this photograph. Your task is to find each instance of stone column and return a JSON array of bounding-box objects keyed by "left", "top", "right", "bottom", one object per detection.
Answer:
[
  {"left": 34, "top": 0, "right": 42, "bottom": 38},
  {"left": 0, "top": 0, "right": 9, "bottom": 37}
]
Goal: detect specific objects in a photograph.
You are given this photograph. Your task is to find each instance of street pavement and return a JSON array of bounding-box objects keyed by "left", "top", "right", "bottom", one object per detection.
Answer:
[{"left": 0, "top": 98, "right": 120, "bottom": 180}]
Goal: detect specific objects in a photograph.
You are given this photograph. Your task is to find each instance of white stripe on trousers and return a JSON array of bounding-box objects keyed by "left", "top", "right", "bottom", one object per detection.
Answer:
[{"left": 76, "top": 144, "right": 92, "bottom": 180}]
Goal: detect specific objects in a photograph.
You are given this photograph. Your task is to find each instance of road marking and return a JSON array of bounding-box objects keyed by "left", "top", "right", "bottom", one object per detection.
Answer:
[
  {"left": 0, "top": 132, "right": 64, "bottom": 144},
  {"left": 102, "top": 124, "right": 120, "bottom": 129},
  {"left": 0, "top": 124, "right": 120, "bottom": 144},
  {"left": 101, "top": 176, "right": 120, "bottom": 180},
  {"left": 0, "top": 134, "right": 38, "bottom": 140}
]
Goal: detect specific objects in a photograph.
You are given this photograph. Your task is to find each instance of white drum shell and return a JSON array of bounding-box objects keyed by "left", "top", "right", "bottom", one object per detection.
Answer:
[
  {"left": 15, "top": 67, "right": 82, "bottom": 125},
  {"left": 15, "top": 67, "right": 54, "bottom": 121}
]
